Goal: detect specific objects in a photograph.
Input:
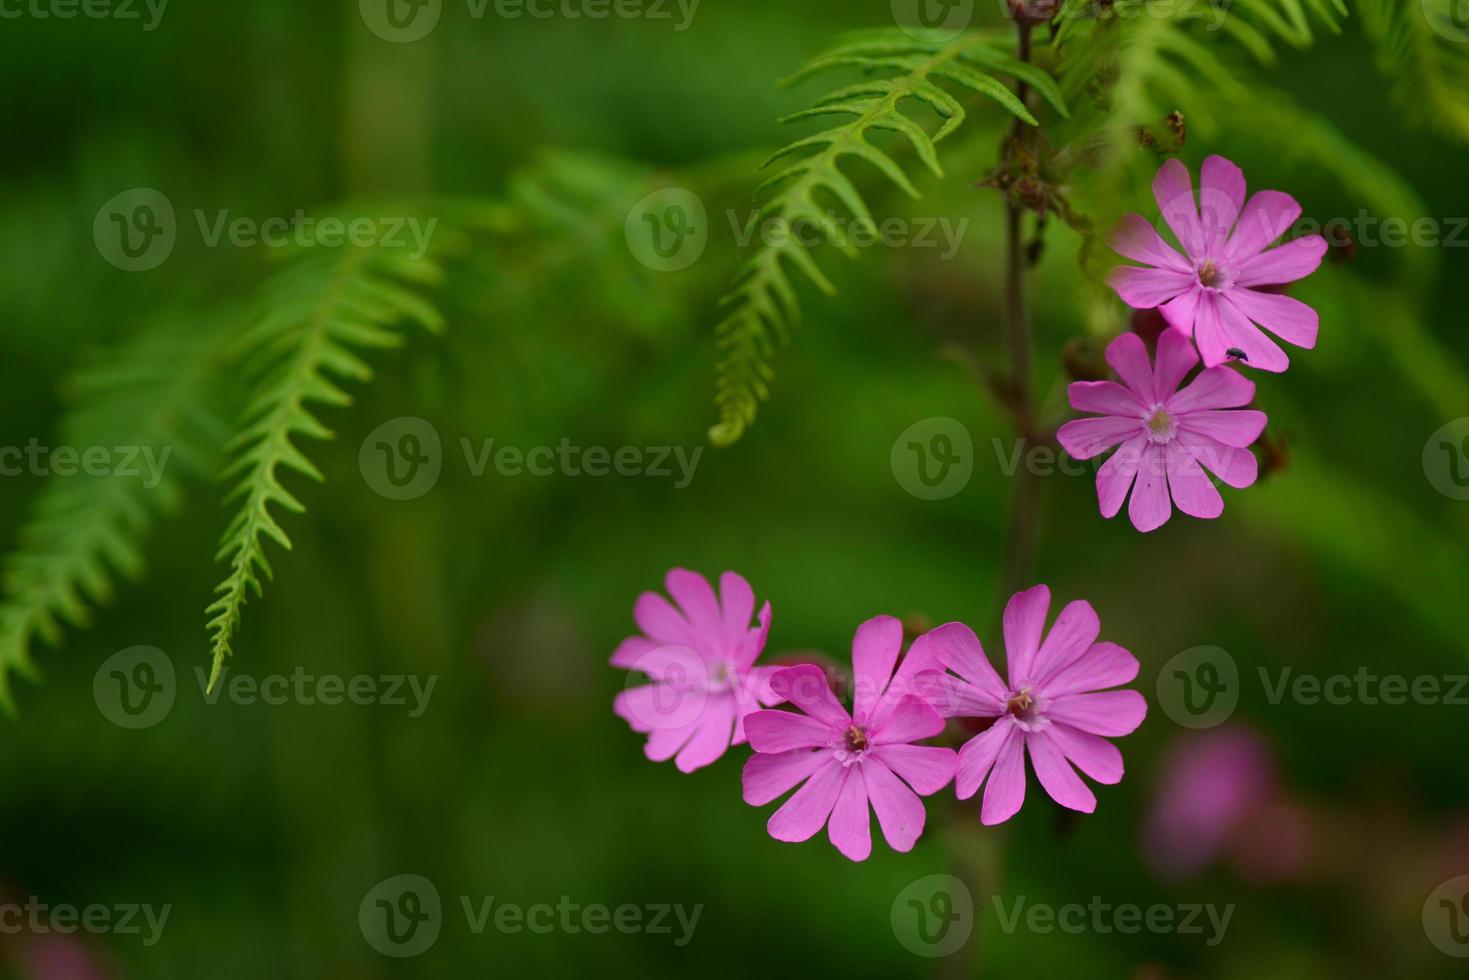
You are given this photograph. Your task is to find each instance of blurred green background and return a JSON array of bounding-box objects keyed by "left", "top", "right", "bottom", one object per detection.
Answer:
[{"left": 2, "top": 0, "right": 1468, "bottom": 977}]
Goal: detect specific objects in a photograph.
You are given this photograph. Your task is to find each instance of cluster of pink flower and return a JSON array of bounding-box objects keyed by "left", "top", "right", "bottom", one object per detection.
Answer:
[
  {"left": 1061, "top": 156, "right": 1327, "bottom": 532},
  {"left": 612, "top": 569, "right": 1146, "bottom": 861}
]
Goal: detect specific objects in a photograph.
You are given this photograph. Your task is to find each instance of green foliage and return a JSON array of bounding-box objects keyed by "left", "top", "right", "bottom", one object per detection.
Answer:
[
  {"left": 708, "top": 28, "right": 1067, "bottom": 446},
  {"left": 1359, "top": 0, "right": 1469, "bottom": 145},
  {"left": 0, "top": 319, "right": 230, "bottom": 713},
  {"left": 205, "top": 242, "right": 446, "bottom": 689}
]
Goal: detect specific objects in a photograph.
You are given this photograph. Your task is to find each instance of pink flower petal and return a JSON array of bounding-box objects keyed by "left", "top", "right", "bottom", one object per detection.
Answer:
[
  {"left": 870, "top": 695, "right": 945, "bottom": 746},
  {"left": 1027, "top": 600, "right": 1099, "bottom": 689},
  {"left": 643, "top": 720, "right": 699, "bottom": 762},
  {"left": 736, "top": 601, "right": 773, "bottom": 670},
  {"left": 919, "top": 622, "right": 1007, "bottom": 705},
  {"left": 1048, "top": 690, "right": 1148, "bottom": 737},
  {"left": 1152, "top": 326, "right": 1199, "bottom": 401},
  {"left": 1057, "top": 416, "right": 1141, "bottom": 461},
  {"left": 613, "top": 678, "right": 705, "bottom": 733},
  {"left": 1042, "top": 641, "right": 1140, "bottom": 699},
  {"left": 1226, "top": 190, "right": 1301, "bottom": 261},
  {"left": 718, "top": 571, "right": 755, "bottom": 648},
  {"left": 610, "top": 635, "right": 657, "bottom": 668},
  {"left": 1225, "top": 288, "right": 1320, "bottom": 350},
  {"left": 633, "top": 591, "right": 693, "bottom": 648},
  {"left": 1198, "top": 155, "right": 1246, "bottom": 251},
  {"left": 1217, "top": 294, "right": 1290, "bottom": 373},
  {"left": 1169, "top": 365, "right": 1255, "bottom": 413},
  {"left": 827, "top": 767, "right": 872, "bottom": 861},
  {"left": 863, "top": 758, "right": 927, "bottom": 852},
  {"left": 768, "top": 664, "right": 849, "bottom": 727},
  {"left": 1191, "top": 292, "right": 1230, "bottom": 368},
  {"left": 1235, "top": 236, "right": 1327, "bottom": 287},
  {"left": 851, "top": 614, "right": 903, "bottom": 723},
  {"left": 1027, "top": 729, "right": 1097, "bottom": 814},
  {"left": 1110, "top": 213, "right": 1191, "bottom": 272},
  {"left": 675, "top": 696, "right": 736, "bottom": 772},
  {"left": 1048, "top": 722, "right": 1124, "bottom": 784},
  {"left": 955, "top": 716, "right": 1015, "bottom": 800},
  {"left": 1002, "top": 585, "right": 1050, "bottom": 685},
  {"left": 1178, "top": 409, "right": 1267, "bottom": 448},
  {"left": 1128, "top": 443, "right": 1172, "bottom": 533},
  {"left": 981, "top": 726, "right": 1029, "bottom": 825},
  {"left": 767, "top": 758, "right": 844, "bottom": 842},
  {"left": 1103, "top": 332, "right": 1157, "bottom": 401},
  {"left": 665, "top": 568, "right": 722, "bottom": 640},
  {"left": 1178, "top": 432, "right": 1258, "bottom": 489},
  {"left": 1068, "top": 379, "right": 1145, "bottom": 417},
  {"left": 744, "top": 708, "right": 833, "bottom": 753},
  {"left": 743, "top": 748, "right": 830, "bottom": 805},
  {"left": 1096, "top": 437, "right": 1143, "bottom": 519},
  {"left": 1159, "top": 289, "right": 1201, "bottom": 337},
  {"left": 1152, "top": 158, "right": 1206, "bottom": 258},
  {"left": 872, "top": 744, "right": 957, "bottom": 796},
  {"left": 1165, "top": 444, "right": 1225, "bottom": 520},
  {"left": 1108, "top": 266, "right": 1194, "bottom": 311}
]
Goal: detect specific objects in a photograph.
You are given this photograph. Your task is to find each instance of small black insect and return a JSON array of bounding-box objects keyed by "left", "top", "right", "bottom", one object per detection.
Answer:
[{"left": 1225, "top": 347, "right": 1249, "bottom": 362}]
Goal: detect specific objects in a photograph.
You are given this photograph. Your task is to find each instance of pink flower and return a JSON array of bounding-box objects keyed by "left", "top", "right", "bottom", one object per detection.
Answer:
[
  {"left": 612, "top": 568, "right": 777, "bottom": 773},
  {"left": 1057, "top": 330, "right": 1267, "bottom": 533},
  {"left": 1109, "top": 155, "right": 1327, "bottom": 372},
  {"left": 933, "top": 585, "right": 1146, "bottom": 825},
  {"left": 741, "top": 616, "right": 957, "bottom": 861}
]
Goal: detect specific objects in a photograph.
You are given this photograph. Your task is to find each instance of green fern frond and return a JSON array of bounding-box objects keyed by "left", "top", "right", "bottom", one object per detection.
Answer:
[
  {"left": 0, "top": 319, "right": 230, "bottom": 714},
  {"left": 708, "top": 27, "right": 1067, "bottom": 446},
  {"left": 205, "top": 243, "right": 446, "bottom": 689},
  {"left": 1358, "top": 0, "right": 1469, "bottom": 145}
]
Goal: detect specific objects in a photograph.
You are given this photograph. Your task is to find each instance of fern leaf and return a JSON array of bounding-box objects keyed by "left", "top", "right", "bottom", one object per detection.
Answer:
[
  {"left": 0, "top": 319, "right": 230, "bottom": 714},
  {"left": 708, "top": 28, "right": 1067, "bottom": 446},
  {"left": 205, "top": 243, "right": 445, "bottom": 689},
  {"left": 1359, "top": 0, "right": 1469, "bottom": 145}
]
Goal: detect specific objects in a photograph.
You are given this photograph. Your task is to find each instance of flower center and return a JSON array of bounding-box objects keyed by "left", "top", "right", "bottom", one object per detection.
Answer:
[
  {"left": 1005, "top": 688, "right": 1050, "bottom": 732},
  {"left": 1197, "top": 259, "right": 1230, "bottom": 290},
  {"left": 708, "top": 661, "right": 734, "bottom": 692},
  {"left": 1145, "top": 407, "right": 1176, "bottom": 445},
  {"left": 835, "top": 724, "right": 870, "bottom": 765}
]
